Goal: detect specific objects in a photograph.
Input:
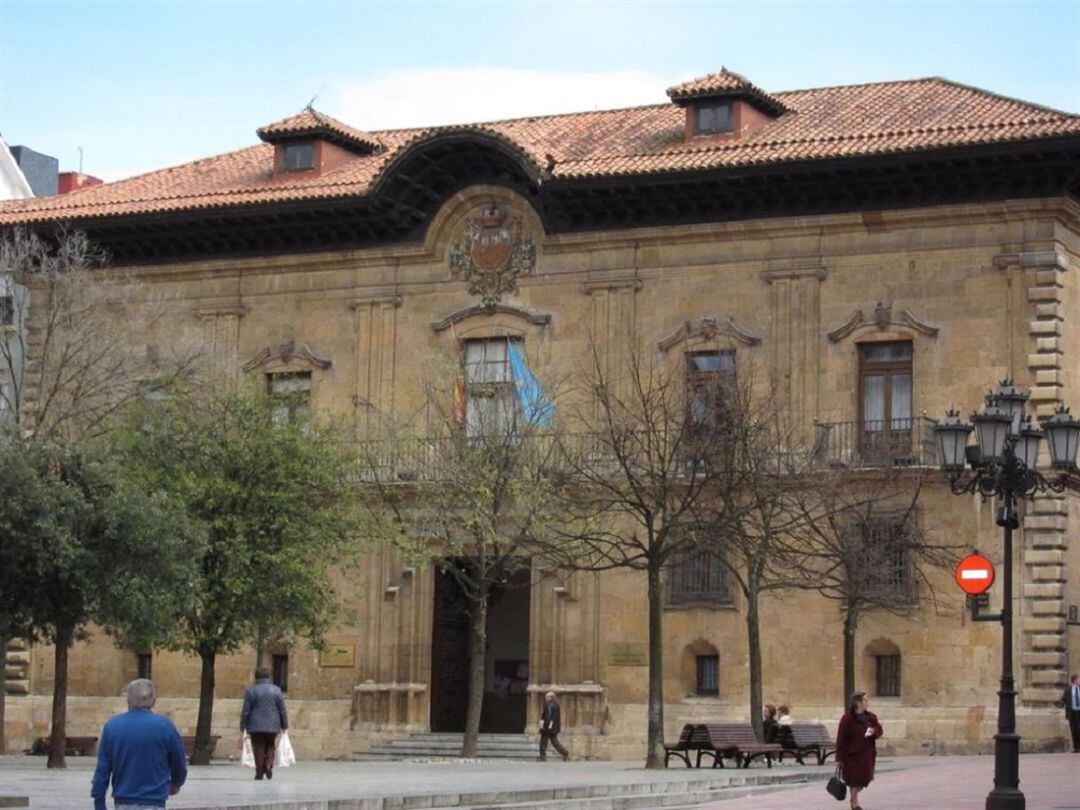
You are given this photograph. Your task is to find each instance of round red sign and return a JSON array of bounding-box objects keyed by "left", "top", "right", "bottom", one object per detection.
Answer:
[{"left": 955, "top": 553, "right": 995, "bottom": 595}]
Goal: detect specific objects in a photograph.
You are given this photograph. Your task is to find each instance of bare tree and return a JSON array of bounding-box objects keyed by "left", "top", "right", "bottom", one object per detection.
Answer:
[
  {"left": 543, "top": 337, "right": 738, "bottom": 768},
  {"left": 692, "top": 364, "right": 823, "bottom": 742},
  {"left": 790, "top": 469, "right": 959, "bottom": 701},
  {"left": 359, "top": 350, "right": 578, "bottom": 757}
]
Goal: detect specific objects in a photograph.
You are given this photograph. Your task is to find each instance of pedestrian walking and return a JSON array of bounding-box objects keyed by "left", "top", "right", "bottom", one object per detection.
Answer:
[
  {"left": 836, "top": 691, "right": 883, "bottom": 810},
  {"left": 91, "top": 679, "right": 187, "bottom": 810},
  {"left": 538, "top": 690, "right": 569, "bottom": 761},
  {"left": 240, "top": 667, "right": 289, "bottom": 780},
  {"left": 1060, "top": 672, "right": 1080, "bottom": 752}
]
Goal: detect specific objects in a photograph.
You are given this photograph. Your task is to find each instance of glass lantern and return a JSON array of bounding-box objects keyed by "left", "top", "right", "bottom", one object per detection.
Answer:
[
  {"left": 971, "top": 403, "right": 1011, "bottom": 463},
  {"left": 934, "top": 409, "right": 972, "bottom": 470},
  {"left": 1043, "top": 406, "right": 1080, "bottom": 470}
]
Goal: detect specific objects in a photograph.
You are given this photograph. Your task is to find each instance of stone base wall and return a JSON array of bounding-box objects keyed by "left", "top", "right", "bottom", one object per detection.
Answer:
[{"left": 5, "top": 695, "right": 1070, "bottom": 760}]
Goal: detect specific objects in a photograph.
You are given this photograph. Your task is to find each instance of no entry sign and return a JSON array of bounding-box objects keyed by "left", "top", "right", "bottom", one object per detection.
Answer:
[{"left": 955, "top": 553, "right": 995, "bottom": 595}]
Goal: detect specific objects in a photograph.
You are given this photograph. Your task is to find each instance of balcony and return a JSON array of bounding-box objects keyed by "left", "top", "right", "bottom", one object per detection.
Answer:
[{"left": 812, "top": 417, "right": 939, "bottom": 469}]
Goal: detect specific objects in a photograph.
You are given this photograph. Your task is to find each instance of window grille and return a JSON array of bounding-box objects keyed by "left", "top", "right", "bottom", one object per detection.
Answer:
[
  {"left": 875, "top": 654, "right": 901, "bottom": 697},
  {"left": 696, "top": 654, "right": 719, "bottom": 695},
  {"left": 668, "top": 546, "right": 731, "bottom": 605}
]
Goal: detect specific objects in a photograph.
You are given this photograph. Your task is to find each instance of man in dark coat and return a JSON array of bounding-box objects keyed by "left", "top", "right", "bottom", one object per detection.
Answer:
[
  {"left": 1061, "top": 673, "right": 1080, "bottom": 752},
  {"left": 240, "top": 667, "right": 289, "bottom": 780},
  {"left": 538, "top": 690, "right": 569, "bottom": 761},
  {"left": 836, "top": 692, "right": 883, "bottom": 810}
]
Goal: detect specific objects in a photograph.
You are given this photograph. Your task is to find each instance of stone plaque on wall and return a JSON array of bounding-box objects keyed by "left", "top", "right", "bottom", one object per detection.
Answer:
[
  {"left": 608, "top": 642, "right": 647, "bottom": 666},
  {"left": 319, "top": 642, "right": 356, "bottom": 668}
]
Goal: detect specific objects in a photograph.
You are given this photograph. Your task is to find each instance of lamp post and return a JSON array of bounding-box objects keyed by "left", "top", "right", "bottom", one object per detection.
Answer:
[{"left": 935, "top": 382, "right": 1080, "bottom": 810}]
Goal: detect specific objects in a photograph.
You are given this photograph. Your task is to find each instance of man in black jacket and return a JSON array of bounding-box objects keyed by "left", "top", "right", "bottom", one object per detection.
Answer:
[
  {"left": 538, "top": 690, "right": 569, "bottom": 761},
  {"left": 1061, "top": 673, "right": 1080, "bottom": 752}
]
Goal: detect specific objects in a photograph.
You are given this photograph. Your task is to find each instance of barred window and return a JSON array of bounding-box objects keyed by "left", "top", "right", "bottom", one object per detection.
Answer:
[
  {"left": 859, "top": 516, "right": 913, "bottom": 596},
  {"left": 668, "top": 546, "right": 731, "bottom": 605},
  {"left": 875, "top": 654, "right": 901, "bottom": 697},
  {"left": 696, "top": 654, "right": 719, "bottom": 696}
]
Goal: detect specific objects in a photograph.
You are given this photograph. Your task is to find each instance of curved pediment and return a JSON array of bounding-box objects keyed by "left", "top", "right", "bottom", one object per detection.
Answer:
[
  {"left": 243, "top": 340, "right": 332, "bottom": 372},
  {"left": 827, "top": 301, "right": 940, "bottom": 342},
  {"left": 431, "top": 302, "right": 551, "bottom": 333},
  {"left": 658, "top": 315, "right": 763, "bottom": 351}
]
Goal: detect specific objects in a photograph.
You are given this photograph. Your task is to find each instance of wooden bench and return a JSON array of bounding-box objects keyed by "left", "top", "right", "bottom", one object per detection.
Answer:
[
  {"left": 28, "top": 735, "right": 98, "bottom": 756},
  {"left": 181, "top": 735, "right": 221, "bottom": 759},
  {"left": 778, "top": 723, "right": 837, "bottom": 765},
  {"left": 663, "top": 723, "right": 711, "bottom": 768},
  {"left": 696, "top": 723, "right": 783, "bottom": 769}
]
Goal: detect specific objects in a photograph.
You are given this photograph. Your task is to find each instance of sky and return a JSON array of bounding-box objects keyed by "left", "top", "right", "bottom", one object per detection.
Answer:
[{"left": 1, "top": 1, "right": 1078, "bottom": 182}]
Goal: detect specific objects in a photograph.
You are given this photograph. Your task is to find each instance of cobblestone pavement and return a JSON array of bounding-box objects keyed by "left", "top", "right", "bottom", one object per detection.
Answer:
[
  {"left": 704, "top": 753, "right": 1080, "bottom": 809},
  {"left": 1, "top": 753, "right": 1077, "bottom": 809}
]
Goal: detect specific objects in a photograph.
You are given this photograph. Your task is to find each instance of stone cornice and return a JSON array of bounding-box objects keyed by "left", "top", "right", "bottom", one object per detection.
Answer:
[
  {"left": 431, "top": 301, "right": 551, "bottom": 332},
  {"left": 242, "top": 339, "right": 332, "bottom": 371},
  {"left": 827, "top": 302, "right": 940, "bottom": 342},
  {"left": 658, "top": 315, "right": 763, "bottom": 351}
]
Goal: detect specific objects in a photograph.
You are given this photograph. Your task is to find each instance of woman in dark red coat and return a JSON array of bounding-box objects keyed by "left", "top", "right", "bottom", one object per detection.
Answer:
[{"left": 836, "top": 691, "right": 884, "bottom": 810}]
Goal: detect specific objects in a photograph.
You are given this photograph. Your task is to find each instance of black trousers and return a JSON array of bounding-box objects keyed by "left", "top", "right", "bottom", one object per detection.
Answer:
[
  {"left": 539, "top": 732, "right": 568, "bottom": 760},
  {"left": 1068, "top": 713, "right": 1080, "bottom": 751},
  {"left": 250, "top": 731, "right": 277, "bottom": 777}
]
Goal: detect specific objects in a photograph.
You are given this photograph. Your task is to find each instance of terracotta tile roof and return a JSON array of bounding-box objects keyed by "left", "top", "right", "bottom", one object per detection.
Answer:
[
  {"left": 257, "top": 108, "right": 382, "bottom": 153},
  {"left": 666, "top": 67, "right": 788, "bottom": 114},
  {"left": 1, "top": 76, "right": 1076, "bottom": 225}
]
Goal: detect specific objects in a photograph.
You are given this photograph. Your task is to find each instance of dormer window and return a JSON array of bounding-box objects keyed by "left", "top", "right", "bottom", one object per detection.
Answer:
[
  {"left": 694, "top": 102, "right": 733, "bottom": 135},
  {"left": 282, "top": 142, "right": 315, "bottom": 172},
  {"left": 257, "top": 107, "right": 383, "bottom": 180},
  {"left": 667, "top": 68, "right": 789, "bottom": 143}
]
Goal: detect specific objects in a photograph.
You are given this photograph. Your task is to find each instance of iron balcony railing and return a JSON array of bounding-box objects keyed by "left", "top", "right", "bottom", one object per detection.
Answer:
[
  {"left": 352, "top": 418, "right": 941, "bottom": 483},
  {"left": 811, "top": 417, "right": 940, "bottom": 469}
]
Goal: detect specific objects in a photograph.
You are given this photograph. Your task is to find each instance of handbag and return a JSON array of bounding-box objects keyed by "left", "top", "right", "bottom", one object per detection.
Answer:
[{"left": 826, "top": 765, "right": 846, "bottom": 801}]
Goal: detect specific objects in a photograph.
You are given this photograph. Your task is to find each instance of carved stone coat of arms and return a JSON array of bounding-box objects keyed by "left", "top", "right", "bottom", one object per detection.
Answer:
[{"left": 449, "top": 203, "right": 536, "bottom": 306}]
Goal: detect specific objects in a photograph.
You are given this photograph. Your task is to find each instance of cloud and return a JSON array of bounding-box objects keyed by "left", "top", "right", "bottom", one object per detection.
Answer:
[{"left": 334, "top": 67, "right": 669, "bottom": 131}]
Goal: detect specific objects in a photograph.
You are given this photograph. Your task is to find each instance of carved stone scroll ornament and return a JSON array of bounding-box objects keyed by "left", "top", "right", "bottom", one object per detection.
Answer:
[
  {"left": 448, "top": 203, "right": 537, "bottom": 306},
  {"left": 826, "top": 302, "right": 940, "bottom": 343},
  {"left": 243, "top": 340, "right": 332, "bottom": 371},
  {"left": 657, "top": 315, "right": 763, "bottom": 352}
]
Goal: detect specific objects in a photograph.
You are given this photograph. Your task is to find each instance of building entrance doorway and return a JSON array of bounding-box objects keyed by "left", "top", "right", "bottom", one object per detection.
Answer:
[{"left": 429, "top": 562, "right": 531, "bottom": 733}]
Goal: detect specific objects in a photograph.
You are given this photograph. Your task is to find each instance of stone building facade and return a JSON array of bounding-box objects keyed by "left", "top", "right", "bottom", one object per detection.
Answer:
[{"left": 2, "top": 69, "right": 1079, "bottom": 759}]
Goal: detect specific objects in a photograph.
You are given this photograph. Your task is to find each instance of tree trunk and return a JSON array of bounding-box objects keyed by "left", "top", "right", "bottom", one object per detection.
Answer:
[
  {"left": 191, "top": 650, "right": 217, "bottom": 765},
  {"left": 0, "top": 635, "right": 7, "bottom": 755},
  {"left": 746, "top": 590, "right": 764, "bottom": 741},
  {"left": 843, "top": 606, "right": 858, "bottom": 705},
  {"left": 460, "top": 597, "right": 488, "bottom": 757},
  {"left": 47, "top": 622, "right": 73, "bottom": 769},
  {"left": 644, "top": 560, "right": 665, "bottom": 769}
]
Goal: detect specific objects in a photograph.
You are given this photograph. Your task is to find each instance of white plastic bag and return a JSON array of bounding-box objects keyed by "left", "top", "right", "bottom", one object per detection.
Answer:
[
  {"left": 240, "top": 733, "right": 255, "bottom": 768},
  {"left": 274, "top": 730, "right": 296, "bottom": 768}
]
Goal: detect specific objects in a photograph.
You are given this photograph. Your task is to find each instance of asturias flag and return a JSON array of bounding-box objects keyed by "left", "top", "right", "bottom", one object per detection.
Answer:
[{"left": 507, "top": 341, "right": 553, "bottom": 428}]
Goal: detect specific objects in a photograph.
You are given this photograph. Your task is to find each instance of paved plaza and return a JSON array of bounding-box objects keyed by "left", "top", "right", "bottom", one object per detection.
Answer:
[{"left": 0, "top": 753, "right": 1076, "bottom": 809}]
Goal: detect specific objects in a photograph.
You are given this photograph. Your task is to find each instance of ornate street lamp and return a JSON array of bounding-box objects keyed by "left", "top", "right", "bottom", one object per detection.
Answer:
[{"left": 934, "top": 380, "right": 1079, "bottom": 810}]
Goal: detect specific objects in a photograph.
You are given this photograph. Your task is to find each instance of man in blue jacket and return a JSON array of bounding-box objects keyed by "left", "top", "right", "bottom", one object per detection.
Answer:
[{"left": 91, "top": 678, "right": 187, "bottom": 810}]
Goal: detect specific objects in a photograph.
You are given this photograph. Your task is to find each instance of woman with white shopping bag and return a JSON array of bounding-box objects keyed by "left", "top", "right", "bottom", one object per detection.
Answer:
[{"left": 239, "top": 667, "right": 289, "bottom": 780}]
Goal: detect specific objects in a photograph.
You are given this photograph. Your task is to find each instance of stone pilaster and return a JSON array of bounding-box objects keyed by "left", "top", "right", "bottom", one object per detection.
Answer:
[
  {"left": 4, "top": 638, "right": 29, "bottom": 696},
  {"left": 581, "top": 274, "right": 641, "bottom": 393},
  {"left": 997, "top": 249, "right": 1071, "bottom": 704},
  {"left": 350, "top": 292, "right": 402, "bottom": 435},
  {"left": 762, "top": 260, "right": 826, "bottom": 436},
  {"left": 195, "top": 304, "right": 246, "bottom": 370}
]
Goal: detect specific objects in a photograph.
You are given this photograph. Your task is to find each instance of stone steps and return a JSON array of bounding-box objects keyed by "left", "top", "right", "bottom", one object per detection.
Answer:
[{"left": 357, "top": 732, "right": 539, "bottom": 761}]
